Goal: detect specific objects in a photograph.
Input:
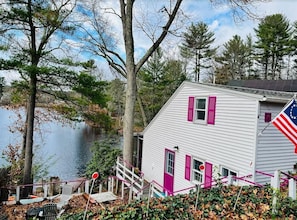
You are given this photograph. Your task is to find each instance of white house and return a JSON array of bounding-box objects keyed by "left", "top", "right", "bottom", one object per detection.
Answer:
[{"left": 141, "top": 81, "right": 297, "bottom": 195}]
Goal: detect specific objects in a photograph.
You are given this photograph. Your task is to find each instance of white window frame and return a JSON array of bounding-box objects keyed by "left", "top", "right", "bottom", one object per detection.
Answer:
[
  {"left": 165, "top": 151, "right": 174, "bottom": 176},
  {"left": 192, "top": 157, "right": 204, "bottom": 184},
  {"left": 194, "top": 97, "right": 208, "bottom": 124},
  {"left": 221, "top": 166, "right": 238, "bottom": 182}
]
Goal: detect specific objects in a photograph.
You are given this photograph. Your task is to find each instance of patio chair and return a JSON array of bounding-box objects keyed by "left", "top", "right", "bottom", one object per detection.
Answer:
[
  {"left": 56, "top": 184, "right": 73, "bottom": 210},
  {"left": 43, "top": 203, "right": 58, "bottom": 220}
]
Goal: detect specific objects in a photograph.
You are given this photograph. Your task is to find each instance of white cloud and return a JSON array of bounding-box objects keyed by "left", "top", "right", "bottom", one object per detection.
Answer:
[
  {"left": 101, "top": 0, "right": 297, "bottom": 76},
  {"left": 1, "top": 0, "right": 296, "bottom": 82},
  {"left": 209, "top": 20, "right": 219, "bottom": 31},
  {"left": 176, "top": 0, "right": 297, "bottom": 51}
]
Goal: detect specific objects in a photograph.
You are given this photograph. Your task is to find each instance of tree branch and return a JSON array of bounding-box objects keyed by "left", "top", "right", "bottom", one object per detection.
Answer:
[{"left": 135, "top": 0, "right": 183, "bottom": 74}]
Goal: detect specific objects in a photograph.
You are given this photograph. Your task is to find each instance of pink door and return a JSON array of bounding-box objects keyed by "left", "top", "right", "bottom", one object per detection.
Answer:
[{"left": 163, "top": 149, "right": 175, "bottom": 195}]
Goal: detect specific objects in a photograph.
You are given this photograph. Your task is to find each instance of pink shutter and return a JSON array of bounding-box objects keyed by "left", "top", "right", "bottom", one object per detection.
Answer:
[
  {"left": 187, "top": 96, "right": 194, "bottom": 121},
  {"left": 207, "top": 96, "right": 216, "bottom": 125},
  {"left": 204, "top": 162, "right": 213, "bottom": 189},
  {"left": 185, "top": 155, "right": 191, "bottom": 180}
]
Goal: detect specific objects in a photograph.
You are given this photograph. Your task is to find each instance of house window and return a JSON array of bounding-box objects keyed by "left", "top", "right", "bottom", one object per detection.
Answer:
[
  {"left": 264, "top": 112, "right": 271, "bottom": 122},
  {"left": 166, "top": 151, "right": 174, "bottom": 176},
  {"left": 188, "top": 96, "right": 216, "bottom": 124},
  {"left": 221, "top": 167, "right": 238, "bottom": 181},
  {"left": 195, "top": 97, "right": 207, "bottom": 123},
  {"left": 192, "top": 158, "right": 204, "bottom": 183}
]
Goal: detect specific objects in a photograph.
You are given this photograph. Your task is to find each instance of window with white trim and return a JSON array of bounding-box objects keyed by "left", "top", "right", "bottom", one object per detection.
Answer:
[
  {"left": 221, "top": 167, "right": 238, "bottom": 181},
  {"left": 187, "top": 96, "right": 216, "bottom": 125},
  {"left": 195, "top": 97, "right": 208, "bottom": 123},
  {"left": 166, "top": 151, "right": 174, "bottom": 176},
  {"left": 192, "top": 158, "right": 204, "bottom": 183}
]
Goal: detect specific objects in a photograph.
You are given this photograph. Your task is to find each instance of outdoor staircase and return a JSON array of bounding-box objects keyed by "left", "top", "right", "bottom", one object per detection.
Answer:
[
  {"left": 115, "top": 157, "right": 145, "bottom": 200},
  {"left": 138, "top": 180, "right": 150, "bottom": 199}
]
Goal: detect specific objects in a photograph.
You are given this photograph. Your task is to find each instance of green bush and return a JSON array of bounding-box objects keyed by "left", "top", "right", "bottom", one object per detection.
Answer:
[{"left": 85, "top": 136, "right": 122, "bottom": 180}]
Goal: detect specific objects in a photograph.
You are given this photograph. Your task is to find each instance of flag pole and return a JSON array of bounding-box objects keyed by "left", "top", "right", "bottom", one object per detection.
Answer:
[
  {"left": 258, "top": 121, "right": 272, "bottom": 136},
  {"left": 258, "top": 95, "right": 296, "bottom": 136}
]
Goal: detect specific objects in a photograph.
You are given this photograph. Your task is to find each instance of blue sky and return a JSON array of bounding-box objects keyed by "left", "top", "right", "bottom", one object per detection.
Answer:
[
  {"left": 105, "top": 0, "right": 297, "bottom": 69},
  {"left": 157, "top": 0, "right": 296, "bottom": 55},
  {"left": 1, "top": 0, "right": 296, "bottom": 83},
  {"left": 186, "top": 0, "right": 297, "bottom": 47}
]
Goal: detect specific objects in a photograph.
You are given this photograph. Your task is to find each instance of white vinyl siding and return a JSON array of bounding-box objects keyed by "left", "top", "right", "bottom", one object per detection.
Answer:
[
  {"left": 142, "top": 82, "right": 258, "bottom": 190},
  {"left": 255, "top": 102, "right": 297, "bottom": 184}
]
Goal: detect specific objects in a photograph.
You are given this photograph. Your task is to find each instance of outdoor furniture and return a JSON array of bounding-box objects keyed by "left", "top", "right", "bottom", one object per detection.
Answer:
[
  {"left": 0, "top": 213, "right": 8, "bottom": 220},
  {"left": 26, "top": 207, "right": 43, "bottom": 220},
  {"left": 56, "top": 184, "right": 73, "bottom": 210},
  {"left": 43, "top": 203, "right": 58, "bottom": 220}
]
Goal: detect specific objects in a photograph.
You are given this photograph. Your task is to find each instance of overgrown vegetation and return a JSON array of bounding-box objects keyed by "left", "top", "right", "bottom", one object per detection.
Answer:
[
  {"left": 60, "top": 185, "right": 297, "bottom": 219},
  {"left": 85, "top": 137, "right": 122, "bottom": 180}
]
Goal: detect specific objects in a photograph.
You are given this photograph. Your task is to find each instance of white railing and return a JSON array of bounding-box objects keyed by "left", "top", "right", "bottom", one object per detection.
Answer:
[
  {"left": 149, "top": 181, "right": 167, "bottom": 198},
  {"left": 116, "top": 157, "right": 144, "bottom": 198}
]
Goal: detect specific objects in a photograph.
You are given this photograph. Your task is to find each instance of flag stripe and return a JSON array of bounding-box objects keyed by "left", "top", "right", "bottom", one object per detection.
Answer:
[
  {"left": 273, "top": 120, "right": 297, "bottom": 146},
  {"left": 271, "top": 98, "right": 297, "bottom": 151},
  {"left": 273, "top": 116, "right": 297, "bottom": 141},
  {"left": 279, "top": 114, "right": 297, "bottom": 133},
  {"left": 275, "top": 114, "right": 297, "bottom": 139}
]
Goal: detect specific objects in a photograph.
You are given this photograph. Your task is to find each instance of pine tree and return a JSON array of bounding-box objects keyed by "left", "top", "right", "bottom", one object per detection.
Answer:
[
  {"left": 254, "top": 14, "right": 291, "bottom": 79},
  {"left": 215, "top": 35, "right": 253, "bottom": 82},
  {"left": 291, "top": 21, "right": 297, "bottom": 77},
  {"left": 180, "top": 22, "right": 216, "bottom": 82},
  {"left": 137, "top": 48, "right": 186, "bottom": 124}
]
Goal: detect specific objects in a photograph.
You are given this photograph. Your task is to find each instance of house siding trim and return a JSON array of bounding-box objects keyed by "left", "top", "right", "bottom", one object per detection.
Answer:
[{"left": 253, "top": 101, "right": 261, "bottom": 183}]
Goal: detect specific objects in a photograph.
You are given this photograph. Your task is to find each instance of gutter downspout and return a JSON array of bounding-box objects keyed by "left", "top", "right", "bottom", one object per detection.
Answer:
[{"left": 252, "top": 99, "right": 261, "bottom": 184}]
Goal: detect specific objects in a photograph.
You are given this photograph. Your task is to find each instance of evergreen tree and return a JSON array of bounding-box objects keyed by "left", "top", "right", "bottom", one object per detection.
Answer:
[
  {"left": 215, "top": 35, "right": 253, "bottom": 82},
  {"left": 180, "top": 22, "right": 216, "bottom": 82},
  {"left": 77, "top": 0, "right": 266, "bottom": 165},
  {"left": 86, "top": 137, "right": 122, "bottom": 180},
  {"left": 254, "top": 14, "right": 291, "bottom": 79},
  {"left": 245, "top": 34, "right": 258, "bottom": 79},
  {"left": 291, "top": 21, "right": 297, "bottom": 78},
  {"left": 0, "top": 1, "right": 111, "bottom": 188},
  {"left": 107, "top": 78, "right": 125, "bottom": 120},
  {"left": 137, "top": 48, "right": 186, "bottom": 124}
]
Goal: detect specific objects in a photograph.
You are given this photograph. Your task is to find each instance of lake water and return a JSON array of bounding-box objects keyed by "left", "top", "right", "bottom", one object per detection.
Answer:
[{"left": 0, "top": 108, "right": 104, "bottom": 181}]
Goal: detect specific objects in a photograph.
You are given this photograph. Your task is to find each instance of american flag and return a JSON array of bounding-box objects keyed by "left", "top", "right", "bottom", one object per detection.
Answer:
[{"left": 272, "top": 98, "right": 297, "bottom": 153}]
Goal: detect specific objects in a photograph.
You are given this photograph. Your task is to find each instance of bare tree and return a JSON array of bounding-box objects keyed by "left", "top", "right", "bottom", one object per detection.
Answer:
[
  {"left": 77, "top": 0, "right": 183, "bottom": 164},
  {"left": 77, "top": 0, "right": 267, "bottom": 165}
]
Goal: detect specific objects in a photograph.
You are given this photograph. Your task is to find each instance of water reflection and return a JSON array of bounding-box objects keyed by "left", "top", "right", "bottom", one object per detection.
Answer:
[{"left": 0, "top": 108, "right": 105, "bottom": 181}]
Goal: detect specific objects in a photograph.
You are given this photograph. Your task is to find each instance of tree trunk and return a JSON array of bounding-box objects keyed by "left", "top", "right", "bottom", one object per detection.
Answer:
[
  {"left": 22, "top": 0, "right": 38, "bottom": 196},
  {"left": 123, "top": 71, "right": 136, "bottom": 164},
  {"left": 137, "top": 95, "right": 148, "bottom": 127},
  {"left": 121, "top": 0, "right": 136, "bottom": 165},
  {"left": 22, "top": 73, "right": 37, "bottom": 197},
  {"left": 120, "top": 0, "right": 183, "bottom": 164},
  {"left": 21, "top": 112, "right": 28, "bottom": 159}
]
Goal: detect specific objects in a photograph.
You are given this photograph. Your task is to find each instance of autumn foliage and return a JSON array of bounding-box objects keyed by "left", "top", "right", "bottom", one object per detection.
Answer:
[{"left": 60, "top": 184, "right": 297, "bottom": 219}]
